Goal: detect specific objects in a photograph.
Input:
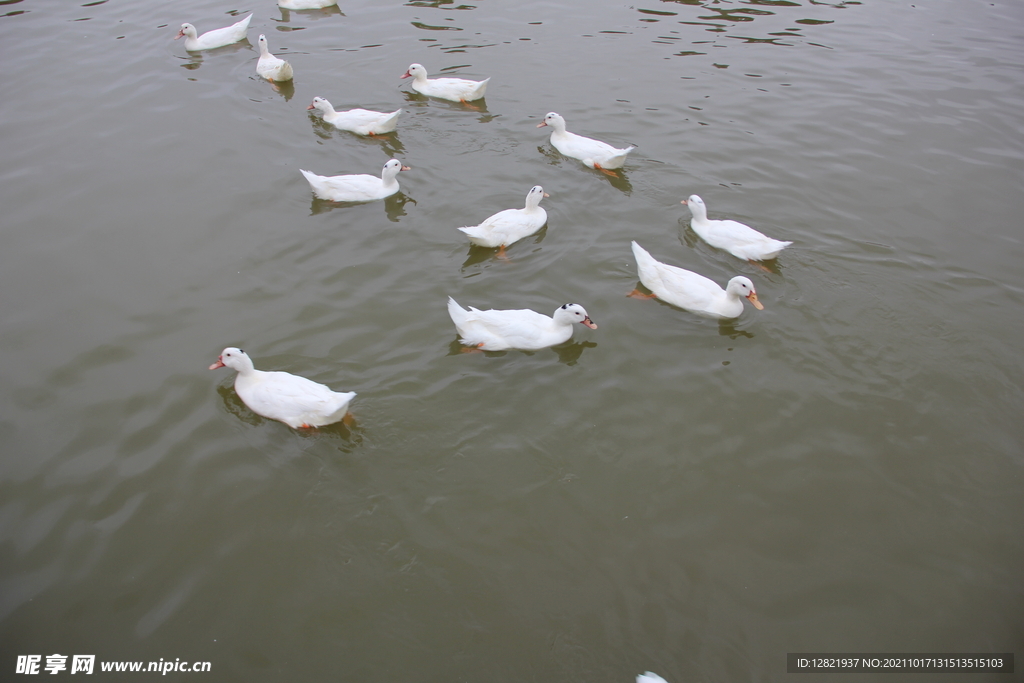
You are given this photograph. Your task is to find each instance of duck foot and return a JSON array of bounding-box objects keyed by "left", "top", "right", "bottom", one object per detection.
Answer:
[
  {"left": 627, "top": 289, "right": 656, "bottom": 300},
  {"left": 593, "top": 164, "right": 619, "bottom": 177},
  {"left": 494, "top": 245, "right": 510, "bottom": 261},
  {"left": 748, "top": 259, "right": 772, "bottom": 273},
  {"left": 459, "top": 344, "right": 486, "bottom": 354},
  {"left": 342, "top": 412, "right": 357, "bottom": 427}
]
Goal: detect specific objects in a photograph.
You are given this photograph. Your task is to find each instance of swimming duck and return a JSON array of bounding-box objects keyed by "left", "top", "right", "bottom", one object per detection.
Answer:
[
  {"left": 401, "top": 63, "right": 489, "bottom": 103},
  {"left": 630, "top": 241, "right": 763, "bottom": 318},
  {"left": 447, "top": 298, "right": 597, "bottom": 351},
  {"left": 307, "top": 97, "right": 402, "bottom": 136},
  {"left": 458, "top": 185, "right": 549, "bottom": 253},
  {"left": 299, "top": 158, "right": 410, "bottom": 202},
  {"left": 256, "top": 34, "right": 294, "bottom": 82},
  {"left": 537, "top": 112, "right": 635, "bottom": 173},
  {"left": 683, "top": 194, "right": 791, "bottom": 261},
  {"left": 637, "top": 674, "right": 669, "bottom": 683},
  {"left": 209, "top": 347, "right": 355, "bottom": 429},
  {"left": 279, "top": 0, "right": 337, "bottom": 8},
  {"left": 175, "top": 13, "right": 252, "bottom": 51}
]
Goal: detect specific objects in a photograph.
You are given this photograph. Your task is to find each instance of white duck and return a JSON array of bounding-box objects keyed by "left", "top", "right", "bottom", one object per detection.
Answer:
[
  {"left": 307, "top": 97, "right": 402, "bottom": 136},
  {"left": 637, "top": 674, "right": 669, "bottom": 683},
  {"left": 299, "top": 158, "right": 410, "bottom": 202},
  {"left": 279, "top": 0, "right": 337, "bottom": 9},
  {"left": 683, "top": 194, "right": 791, "bottom": 261},
  {"left": 537, "top": 112, "right": 635, "bottom": 173},
  {"left": 631, "top": 241, "right": 763, "bottom": 319},
  {"left": 458, "top": 185, "right": 549, "bottom": 253},
  {"left": 256, "top": 34, "right": 294, "bottom": 82},
  {"left": 401, "top": 63, "right": 489, "bottom": 103},
  {"left": 175, "top": 13, "right": 252, "bottom": 51},
  {"left": 209, "top": 347, "right": 355, "bottom": 429},
  {"left": 447, "top": 297, "right": 597, "bottom": 351}
]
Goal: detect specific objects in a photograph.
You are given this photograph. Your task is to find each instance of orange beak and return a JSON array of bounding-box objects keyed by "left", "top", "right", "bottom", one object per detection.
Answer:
[
  {"left": 306, "top": 102, "right": 316, "bottom": 110},
  {"left": 747, "top": 291, "right": 764, "bottom": 310},
  {"left": 536, "top": 121, "right": 548, "bottom": 128},
  {"left": 400, "top": 71, "right": 412, "bottom": 79},
  {"left": 208, "top": 357, "right": 225, "bottom": 370},
  {"left": 581, "top": 317, "right": 598, "bottom": 330}
]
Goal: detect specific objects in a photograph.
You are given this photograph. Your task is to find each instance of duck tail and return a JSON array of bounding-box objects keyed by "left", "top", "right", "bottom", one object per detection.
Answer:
[{"left": 447, "top": 296, "right": 468, "bottom": 327}]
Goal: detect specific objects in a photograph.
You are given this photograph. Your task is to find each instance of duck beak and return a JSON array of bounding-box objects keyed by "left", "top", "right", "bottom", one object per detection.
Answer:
[
  {"left": 543, "top": 192, "right": 550, "bottom": 198},
  {"left": 174, "top": 30, "right": 184, "bottom": 39},
  {"left": 306, "top": 103, "right": 316, "bottom": 110},
  {"left": 208, "top": 358, "right": 225, "bottom": 370},
  {"left": 581, "top": 317, "right": 598, "bottom": 330},
  {"left": 680, "top": 199, "right": 688, "bottom": 205},
  {"left": 400, "top": 71, "right": 412, "bottom": 79},
  {"left": 536, "top": 121, "right": 548, "bottom": 128},
  {"left": 747, "top": 291, "right": 764, "bottom": 310},
  {"left": 400, "top": 165, "right": 411, "bottom": 171}
]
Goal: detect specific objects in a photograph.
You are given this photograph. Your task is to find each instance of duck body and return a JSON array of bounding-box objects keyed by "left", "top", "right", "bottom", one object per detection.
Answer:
[
  {"left": 401, "top": 63, "right": 489, "bottom": 102},
  {"left": 299, "top": 158, "right": 410, "bottom": 202},
  {"left": 279, "top": 0, "right": 337, "bottom": 8},
  {"left": 308, "top": 97, "right": 401, "bottom": 136},
  {"left": 537, "top": 112, "right": 635, "bottom": 170},
  {"left": 447, "top": 297, "right": 597, "bottom": 351},
  {"left": 684, "top": 194, "right": 791, "bottom": 260},
  {"left": 631, "top": 241, "right": 763, "bottom": 319},
  {"left": 256, "top": 34, "right": 294, "bottom": 82},
  {"left": 176, "top": 13, "right": 252, "bottom": 51},
  {"left": 209, "top": 348, "right": 355, "bottom": 429},
  {"left": 459, "top": 185, "right": 549, "bottom": 248}
]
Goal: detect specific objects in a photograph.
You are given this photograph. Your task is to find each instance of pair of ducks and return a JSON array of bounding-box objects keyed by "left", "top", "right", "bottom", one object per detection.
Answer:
[
  {"left": 174, "top": 13, "right": 296, "bottom": 83},
  {"left": 207, "top": 301, "right": 597, "bottom": 428}
]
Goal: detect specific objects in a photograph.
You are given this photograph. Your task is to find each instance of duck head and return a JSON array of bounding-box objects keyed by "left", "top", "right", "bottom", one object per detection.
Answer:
[
  {"left": 175, "top": 23, "right": 198, "bottom": 40},
  {"left": 209, "top": 347, "right": 254, "bottom": 372},
  {"left": 401, "top": 63, "right": 427, "bottom": 80},
  {"left": 555, "top": 303, "right": 598, "bottom": 329},
  {"left": 536, "top": 112, "right": 566, "bottom": 130},
  {"left": 725, "top": 277, "right": 763, "bottom": 310}
]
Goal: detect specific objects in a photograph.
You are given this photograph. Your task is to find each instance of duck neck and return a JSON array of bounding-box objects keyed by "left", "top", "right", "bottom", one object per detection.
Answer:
[
  {"left": 381, "top": 167, "right": 400, "bottom": 187},
  {"left": 688, "top": 203, "right": 708, "bottom": 224}
]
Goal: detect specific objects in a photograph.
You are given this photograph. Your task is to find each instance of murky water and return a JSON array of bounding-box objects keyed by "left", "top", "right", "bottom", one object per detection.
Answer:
[{"left": 1, "top": 0, "right": 1022, "bottom": 680}]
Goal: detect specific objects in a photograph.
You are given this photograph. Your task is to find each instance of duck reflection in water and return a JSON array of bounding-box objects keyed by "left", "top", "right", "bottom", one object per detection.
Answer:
[
  {"left": 446, "top": 338, "right": 597, "bottom": 365},
  {"left": 535, "top": 144, "right": 633, "bottom": 194},
  {"left": 460, "top": 227, "right": 548, "bottom": 268},
  {"left": 308, "top": 191, "right": 414, "bottom": 222}
]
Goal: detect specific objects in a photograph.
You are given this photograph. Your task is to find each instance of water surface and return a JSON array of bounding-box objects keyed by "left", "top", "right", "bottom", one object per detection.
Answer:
[{"left": 1, "top": 0, "right": 1022, "bottom": 681}]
